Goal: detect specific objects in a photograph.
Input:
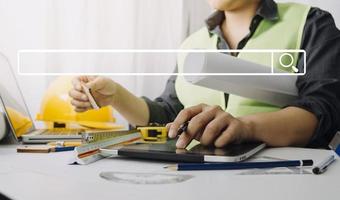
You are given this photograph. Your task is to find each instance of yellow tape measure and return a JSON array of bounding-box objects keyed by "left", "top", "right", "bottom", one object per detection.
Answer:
[{"left": 137, "top": 126, "right": 167, "bottom": 143}]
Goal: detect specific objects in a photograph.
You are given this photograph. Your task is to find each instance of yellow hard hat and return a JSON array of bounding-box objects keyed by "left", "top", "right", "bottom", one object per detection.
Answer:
[
  {"left": 36, "top": 76, "right": 122, "bottom": 130},
  {"left": 6, "top": 106, "right": 33, "bottom": 137}
]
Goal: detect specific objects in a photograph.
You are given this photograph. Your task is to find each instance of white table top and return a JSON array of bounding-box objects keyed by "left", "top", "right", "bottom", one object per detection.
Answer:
[{"left": 0, "top": 145, "right": 338, "bottom": 200}]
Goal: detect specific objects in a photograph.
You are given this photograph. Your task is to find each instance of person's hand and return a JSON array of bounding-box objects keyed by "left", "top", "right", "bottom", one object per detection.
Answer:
[
  {"left": 69, "top": 76, "right": 118, "bottom": 112},
  {"left": 167, "top": 104, "right": 254, "bottom": 148}
]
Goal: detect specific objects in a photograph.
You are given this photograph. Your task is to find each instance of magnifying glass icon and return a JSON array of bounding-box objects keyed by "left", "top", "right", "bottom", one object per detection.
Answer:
[{"left": 279, "top": 53, "right": 299, "bottom": 73}]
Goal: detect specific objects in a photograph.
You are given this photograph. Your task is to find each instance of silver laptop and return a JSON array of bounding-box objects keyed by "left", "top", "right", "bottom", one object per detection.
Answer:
[{"left": 0, "top": 53, "right": 82, "bottom": 144}]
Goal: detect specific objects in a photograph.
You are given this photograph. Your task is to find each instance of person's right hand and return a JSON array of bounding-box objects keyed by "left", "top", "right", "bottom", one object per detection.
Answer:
[{"left": 69, "top": 76, "right": 118, "bottom": 112}]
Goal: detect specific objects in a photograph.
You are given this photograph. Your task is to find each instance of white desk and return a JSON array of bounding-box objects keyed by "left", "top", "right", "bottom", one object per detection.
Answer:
[{"left": 0, "top": 145, "right": 338, "bottom": 200}]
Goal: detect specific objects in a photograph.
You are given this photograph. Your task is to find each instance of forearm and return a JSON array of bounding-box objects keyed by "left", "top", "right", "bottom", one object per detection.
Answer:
[
  {"left": 112, "top": 84, "right": 150, "bottom": 126},
  {"left": 241, "top": 107, "right": 318, "bottom": 147}
]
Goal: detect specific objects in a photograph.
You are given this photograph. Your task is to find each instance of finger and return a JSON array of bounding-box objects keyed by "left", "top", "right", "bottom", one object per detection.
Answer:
[
  {"left": 185, "top": 107, "right": 220, "bottom": 140},
  {"left": 166, "top": 123, "right": 173, "bottom": 132},
  {"left": 200, "top": 113, "right": 232, "bottom": 146},
  {"left": 71, "top": 99, "right": 92, "bottom": 109},
  {"left": 168, "top": 104, "right": 206, "bottom": 138},
  {"left": 78, "top": 76, "right": 97, "bottom": 83},
  {"left": 85, "top": 76, "right": 97, "bottom": 82},
  {"left": 69, "top": 89, "right": 88, "bottom": 102},
  {"left": 75, "top": 108, "right": 89, "bottom": 113},
  {"left": 176, "top": 131, "right": 193, "bottom": 149},
  {"left": 177, "top": 129, "right": 203, "bottom": 149},
  {"left": 177, "top": 109, "right": 219, "bottom": 148},
  {"left": 214, "top": 122, "right": 239, "bottom": 148},
  {"left": 175, "top": 148, "right": 187, "bottom": 154},
  {"left": 72, "top": 77, "right": 84, "bottom": 92},
  {"left": 86, "top": 76, "right": 106, "bottom": 92},
  {"left": 193, "top": 130, "right": 204, "bottom": 141}
]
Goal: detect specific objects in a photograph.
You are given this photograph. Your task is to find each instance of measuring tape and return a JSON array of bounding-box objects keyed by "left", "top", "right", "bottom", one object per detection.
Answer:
[{"left": 137, "top": 126, "right": 167, "bottom": 143}]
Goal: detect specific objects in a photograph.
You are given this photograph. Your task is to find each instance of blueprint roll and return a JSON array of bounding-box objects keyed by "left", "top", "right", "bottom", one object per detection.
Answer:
[
  {"left": 0, "top": 112, "right": 8, "bottom": 141},
  {"left": 183, "top": 52, "right": 298, "bottom": 107}
]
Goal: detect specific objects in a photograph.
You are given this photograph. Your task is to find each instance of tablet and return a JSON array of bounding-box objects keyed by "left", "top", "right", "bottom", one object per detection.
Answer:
[{"left": 100, "top": 139, "right": 266, "bottom": 163}]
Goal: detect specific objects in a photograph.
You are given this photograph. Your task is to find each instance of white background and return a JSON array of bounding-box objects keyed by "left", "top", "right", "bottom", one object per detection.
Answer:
[{"left": 0, "top": 0, "right": 339, "bottom": 127}]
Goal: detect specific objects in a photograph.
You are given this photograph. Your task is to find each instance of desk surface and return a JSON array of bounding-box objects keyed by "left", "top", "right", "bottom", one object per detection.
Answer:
[{"left": 0, "top": 145, "right": 338, "bottom": 200}]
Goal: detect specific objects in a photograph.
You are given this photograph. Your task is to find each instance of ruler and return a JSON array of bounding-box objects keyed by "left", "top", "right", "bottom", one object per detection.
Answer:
[
  {"left": 72, "top": 130, "right": 142, "bottom": 165},
  {"left": 82, "top": 130, "right": 140, "bottom": 143}
]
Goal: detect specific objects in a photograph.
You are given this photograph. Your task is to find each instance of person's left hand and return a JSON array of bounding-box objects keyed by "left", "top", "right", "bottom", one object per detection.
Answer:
[{"left": 167, "top": 104, "right": 254, "bottom": 148}]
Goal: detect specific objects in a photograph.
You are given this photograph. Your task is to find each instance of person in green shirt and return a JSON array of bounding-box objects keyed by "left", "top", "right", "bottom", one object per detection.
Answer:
[{"left": 69, "top": 0, "right": 340, "bottom": 149}]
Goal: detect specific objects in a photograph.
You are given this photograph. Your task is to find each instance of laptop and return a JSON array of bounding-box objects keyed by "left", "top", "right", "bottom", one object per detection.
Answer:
[{"left": 0, "top": 53, "right": 82, "bottom": 144}]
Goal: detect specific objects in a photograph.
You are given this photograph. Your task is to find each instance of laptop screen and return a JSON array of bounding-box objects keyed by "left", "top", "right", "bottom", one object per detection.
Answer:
[{"left": 0, "top": 53, "right": 35, "bottom": 139}]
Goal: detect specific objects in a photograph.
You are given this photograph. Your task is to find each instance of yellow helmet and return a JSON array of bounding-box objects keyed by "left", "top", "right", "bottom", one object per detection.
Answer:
[
  {"left": 36, "top": 76, "right": 122, "bottom": 130},
  {"left": 6, "top": 106, "right": 33, "bottom": 137}
]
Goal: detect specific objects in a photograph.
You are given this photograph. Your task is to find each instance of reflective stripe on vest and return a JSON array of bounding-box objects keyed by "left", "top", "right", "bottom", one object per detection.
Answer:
[{"left": 175, "top": 3, "right": 310, "bottom": 117}]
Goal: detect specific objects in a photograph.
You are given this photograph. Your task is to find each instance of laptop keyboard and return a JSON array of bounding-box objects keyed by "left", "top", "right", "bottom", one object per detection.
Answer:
[{"left": 41, "top": 129, "right": 83, "bottom": 135}]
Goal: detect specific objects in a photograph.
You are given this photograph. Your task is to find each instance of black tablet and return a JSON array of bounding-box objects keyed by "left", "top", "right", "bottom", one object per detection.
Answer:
[{"left": 100, "top": 139, "right": 265, "bottom": 163}]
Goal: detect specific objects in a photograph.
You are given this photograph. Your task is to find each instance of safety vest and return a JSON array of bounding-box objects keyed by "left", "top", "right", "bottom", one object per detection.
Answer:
[{"left": 175, "top": 3, "right": 310, "bottom": 117}]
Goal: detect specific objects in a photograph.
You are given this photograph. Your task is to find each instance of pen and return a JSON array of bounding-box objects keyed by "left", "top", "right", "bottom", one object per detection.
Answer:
[
  {"left": 336, "top": 145, "right": 340, "bottom": 157},
  {"left": 165, "top": 160, "right": 314, "bottom": 171},
  {"left": 50, "top": 146, "right": 76, "bottom": 152},
  {"left": 17, "top": 145, "right": 76, "bottom": 153},
  {"left": 312, "top": 155, "right": 336, "bottom": 175},
  {"left": 177, "top": 121, "right": 189, "bottom": 135}
]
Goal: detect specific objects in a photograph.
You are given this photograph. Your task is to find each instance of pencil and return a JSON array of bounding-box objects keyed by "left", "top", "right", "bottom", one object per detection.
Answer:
[
  {"left": 165, "top": 160, "right": 314, "bottom": 171},
  {"left": 48, "top": 141, "right": 82, "bottom": 147}
]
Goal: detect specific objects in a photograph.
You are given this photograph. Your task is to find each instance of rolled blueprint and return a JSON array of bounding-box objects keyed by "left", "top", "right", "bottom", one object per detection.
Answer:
[{"left": 183, "top": 52, "right": 298, "bottom": 107}]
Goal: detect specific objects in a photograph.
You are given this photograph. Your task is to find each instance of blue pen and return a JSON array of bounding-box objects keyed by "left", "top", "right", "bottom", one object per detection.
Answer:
[
  {"left": 335, "top": 145, "right": 340, "bottom": 156},
  {"left": 165, "top": 160, "right": 313, "bottom": 171},
  {"left": 51, "top": 146, "right": 75, "bottom": 152}
]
